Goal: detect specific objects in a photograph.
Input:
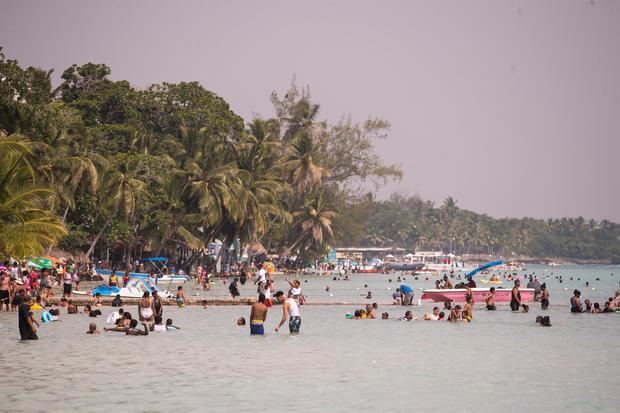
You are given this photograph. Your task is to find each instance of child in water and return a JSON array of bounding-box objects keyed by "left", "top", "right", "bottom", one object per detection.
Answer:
[{"left": 176, "top": 286, "right": 185, "bottom": 307}]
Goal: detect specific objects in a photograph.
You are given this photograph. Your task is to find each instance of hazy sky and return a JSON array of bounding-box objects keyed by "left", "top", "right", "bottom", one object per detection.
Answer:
[{"left": 2, "top": 0, "right": 619, "bottom": 221}]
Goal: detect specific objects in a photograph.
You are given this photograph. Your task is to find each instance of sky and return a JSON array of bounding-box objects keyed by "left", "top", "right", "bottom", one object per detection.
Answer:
[{"left": 2, "top": 0, "right": 619, "bottom": 221}]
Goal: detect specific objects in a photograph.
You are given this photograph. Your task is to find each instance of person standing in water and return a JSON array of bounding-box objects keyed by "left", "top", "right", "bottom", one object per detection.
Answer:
[
  {"left": 18, "top": 295, "right": 39, "bottom": 340},
  {"left": 485, "top": 287, "right": 496, "bottom": 310},
  {"left": 570, "top": 290, "right": 583, "bottom": 313},
  {"left": 249, "top": 293, "right": 269, "bottom": 335},
  {"left": 176, "top": 286, "right": 185, "bottom": 307},
  {"left": 540, "top": 283, "right": 550, "bottom": 310},
  {"left": 510, "top": 279, "right": 528, "bottom": 312},
  {"left": 275, "top": 291, "right": 301, "bottom": 334},
  {"left": 138, "top": 291, "right": 155, "bottom": 328}
]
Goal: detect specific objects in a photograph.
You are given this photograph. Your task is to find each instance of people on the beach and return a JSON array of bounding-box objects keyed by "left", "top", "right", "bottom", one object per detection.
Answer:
[
  {"left": 249, "top": 293, "right": 268, "bottom": 335},
  {"left": 275, "top": 291, "right": 301, "bottom": 334}
]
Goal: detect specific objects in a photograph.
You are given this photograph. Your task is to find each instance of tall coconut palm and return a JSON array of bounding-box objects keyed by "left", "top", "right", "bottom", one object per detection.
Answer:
[
  {"left": 0, "top": 133, "right": 66, "bottom": 256},
  {"left": 142, "top": 176, "right": 203, "bottom": 256},
  {"left": 281, "top": 131, "right": 327, "bottom": 193},
  {"left": 84, "top": 155, "right": 145, "bottom": 258},
  {"left": 289, "top": 191, "right": 338, "bottom": 257}
]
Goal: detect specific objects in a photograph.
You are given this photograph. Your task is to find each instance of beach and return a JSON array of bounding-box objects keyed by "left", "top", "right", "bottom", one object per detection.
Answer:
[{"left": 1, "top": 265, "right": 619, "bottom": 412}]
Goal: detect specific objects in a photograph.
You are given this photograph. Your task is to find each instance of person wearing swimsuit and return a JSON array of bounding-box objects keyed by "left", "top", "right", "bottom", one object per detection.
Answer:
[
  {"left": 570, "top": 290, "right": 583, "bottom": 313},
  {"left": 138, "top": 291, "right": 155, "bottom": 327}
]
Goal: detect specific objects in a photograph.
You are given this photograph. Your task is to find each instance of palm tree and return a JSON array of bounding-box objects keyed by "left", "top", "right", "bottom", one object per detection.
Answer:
[
  {"left": 289, "top": 191, "right": 338, "bottom": 258},
  {"left": 84, "top": 155, "right": 145, "bottom": 259},
  {"left": 281, "top": 132, "right": 327, "bottom": 192},
  {"left": 0, "top": 133, "right": 66, "bottom": 256},
  {"left": 142, "top": 176, "right": 203, "bottom": 256}
]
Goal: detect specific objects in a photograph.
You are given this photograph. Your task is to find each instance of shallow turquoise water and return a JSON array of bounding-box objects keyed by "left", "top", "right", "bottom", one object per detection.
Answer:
[{"left": 0, "top": 265, "right": 618, "bottom": 413}]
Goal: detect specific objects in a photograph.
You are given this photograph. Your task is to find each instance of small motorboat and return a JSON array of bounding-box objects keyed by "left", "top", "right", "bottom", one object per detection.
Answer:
[
  {"left": 96, "top": 268, "right": 190, "bottom": 284},
  {"left": 75, "top": 275, "right": 175, "bottom": 299},
  {"left": 421, "top": 287, "right": 535, "bottom": 303}
]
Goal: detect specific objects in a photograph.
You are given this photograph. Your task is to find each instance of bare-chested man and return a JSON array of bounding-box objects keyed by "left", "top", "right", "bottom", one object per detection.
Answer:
[{"left": 249, "top": 293, "right": 269, "bottom": 335}]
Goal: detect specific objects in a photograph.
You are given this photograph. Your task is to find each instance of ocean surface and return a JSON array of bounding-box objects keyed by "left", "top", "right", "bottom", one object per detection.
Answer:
[{"left": 0, "top": 264, "right": 619, "bottom": 412}]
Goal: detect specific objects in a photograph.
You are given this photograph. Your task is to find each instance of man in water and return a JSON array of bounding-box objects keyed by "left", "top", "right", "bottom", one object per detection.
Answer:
[
  {"left": 510, "top": 279, "right": 528, "bottom": 312},
  {"left": 249, "top": 293, "right": 269, "bottom": 335},
  {"left": 485, "top": 287, "right": 496, "bottom": 310},
  {"left": 466, "top": 276, "right": 476, "bottom": 288},
  {"left": 18, "top": 295, "right": 39, "bottom": 340},
  {"left": 275, "top": 291, "right": 301, "bottom": 334},
  {"left": 399, "top": 284, "right": 415, "bottom": 306},
  {"left": 442, "top": 275, "right": 453, "bottom": 289}
]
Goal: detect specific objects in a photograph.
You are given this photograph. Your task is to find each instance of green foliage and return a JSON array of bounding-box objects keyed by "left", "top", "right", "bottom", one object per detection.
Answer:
[{"left": 2, "top": 49, "right": 616, "bottom": 263}]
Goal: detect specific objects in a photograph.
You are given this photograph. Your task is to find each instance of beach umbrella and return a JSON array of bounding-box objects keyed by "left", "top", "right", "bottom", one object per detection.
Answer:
[{"left": 30, "top": 257, "right": 54, "bottom": 269}]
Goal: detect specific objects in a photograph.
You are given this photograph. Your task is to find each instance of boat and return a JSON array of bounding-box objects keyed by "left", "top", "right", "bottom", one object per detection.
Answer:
[
  {"left": 96, "top": 268, "right": 190, "bottom": 284},
  {"left": 380, "top": 262, "right": 425, "bottom": 272},
  {"left": 421, "top": 287, "right": 535, "bottom": 303},
  {"left": 74, "top": 275, "right": 175, "bottom": 299}
]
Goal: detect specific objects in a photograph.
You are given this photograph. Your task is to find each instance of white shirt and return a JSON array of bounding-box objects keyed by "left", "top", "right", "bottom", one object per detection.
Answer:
[
  {"left": 106, "top": 312, "right": 120, "bottom": 324},
  {"left": 287, "top": 298, "right": 300, "bottom": 317},
  {"left": 257, "top": 268, "right": 266, "bottom": 283},
  {"left": 291, "top": 287, "right": 301, "bottom": 296},
  {"left": 154, "top": 324, "right": 167, "bottom": 332}
]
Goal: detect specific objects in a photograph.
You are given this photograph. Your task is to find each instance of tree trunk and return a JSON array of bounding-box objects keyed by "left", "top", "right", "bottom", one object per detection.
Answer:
[{"left": 84, "top": 207, "right": 118, "bottom": 259}]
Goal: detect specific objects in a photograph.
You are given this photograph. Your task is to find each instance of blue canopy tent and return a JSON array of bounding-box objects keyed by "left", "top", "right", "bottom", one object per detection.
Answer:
[{"left": 466, "top": 260, "right": 503, "bottom": 277}]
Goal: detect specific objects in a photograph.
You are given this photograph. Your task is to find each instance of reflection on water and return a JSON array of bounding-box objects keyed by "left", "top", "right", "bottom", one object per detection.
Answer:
[{"left": 0, "top": 265, "right": 619, "bottom": 413}]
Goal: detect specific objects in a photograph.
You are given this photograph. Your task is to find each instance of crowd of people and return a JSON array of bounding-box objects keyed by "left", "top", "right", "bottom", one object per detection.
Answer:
[{"left": 4, "top": 257, "right": 620, "bottom": 340}]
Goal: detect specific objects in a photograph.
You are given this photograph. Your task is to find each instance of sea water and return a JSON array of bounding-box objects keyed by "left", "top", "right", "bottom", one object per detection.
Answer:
[{"left": 0, "top": 265, "right": 618, "bottom": 412}]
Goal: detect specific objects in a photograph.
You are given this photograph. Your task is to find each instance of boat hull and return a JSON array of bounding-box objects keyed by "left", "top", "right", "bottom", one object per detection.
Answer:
[{"left": 421, "top": 288, "right": 535, "bottom": 303}]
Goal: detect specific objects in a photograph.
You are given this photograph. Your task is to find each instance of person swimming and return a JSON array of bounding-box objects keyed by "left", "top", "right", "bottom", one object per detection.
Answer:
[{"left": 87, "top": 322, "right": 100, "bottom": 334}]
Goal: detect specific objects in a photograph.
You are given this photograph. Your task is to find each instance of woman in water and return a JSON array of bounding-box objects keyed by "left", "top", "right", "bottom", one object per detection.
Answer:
[
  {"left": 138, "top": 291, "right": 155, "bottom": 327},
  {"left": 462, "top": 296, "right": 474, "bottom": 322},
  {"left": 570, "top": 290, "right": 583, "bottom": 313},
  {"left": 264, "top": 279, "right": 274, "bottom": 307}
]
